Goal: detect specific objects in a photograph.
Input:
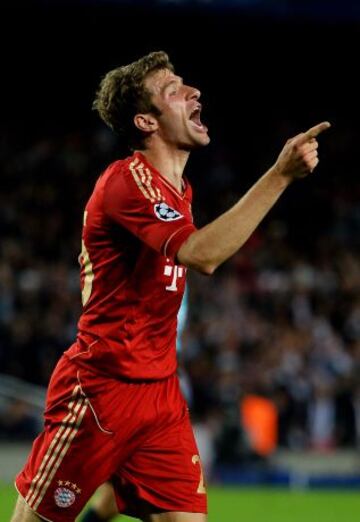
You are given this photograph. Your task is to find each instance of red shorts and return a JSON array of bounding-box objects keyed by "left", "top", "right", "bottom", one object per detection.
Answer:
[{"left": 16, "top": 354, "right": 207, "bottom": 522}]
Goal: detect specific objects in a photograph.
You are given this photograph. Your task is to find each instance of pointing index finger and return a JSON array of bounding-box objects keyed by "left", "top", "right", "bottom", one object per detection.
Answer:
[{"left": 300, "top": 121, "right": 331, "bottom": 142}]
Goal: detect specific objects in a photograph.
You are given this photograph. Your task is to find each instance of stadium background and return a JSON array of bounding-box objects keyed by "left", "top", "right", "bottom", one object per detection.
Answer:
[{"left": 1, "top": 0, "right": 360, "bottom": 520}]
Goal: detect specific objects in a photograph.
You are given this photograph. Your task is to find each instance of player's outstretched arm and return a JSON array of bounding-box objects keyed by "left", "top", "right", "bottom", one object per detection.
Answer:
[{"left": 177, "top": 122, "right": 331, "bottom": 275}]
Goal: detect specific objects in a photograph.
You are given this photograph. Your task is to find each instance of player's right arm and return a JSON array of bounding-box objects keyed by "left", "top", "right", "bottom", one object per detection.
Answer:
[{"left": 177, "top": 121, "right": 331, "bottom": 275}]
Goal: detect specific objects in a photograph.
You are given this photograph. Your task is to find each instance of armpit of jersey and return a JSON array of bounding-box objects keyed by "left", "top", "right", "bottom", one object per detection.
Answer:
[{"left": 102, "top": 161, "right": 196, "bottom": 259}]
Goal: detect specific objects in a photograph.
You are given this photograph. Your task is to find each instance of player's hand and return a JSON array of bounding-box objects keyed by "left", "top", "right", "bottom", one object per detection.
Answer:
[{"left": 274, "top": 121, "right": 331, "bottom": 180}]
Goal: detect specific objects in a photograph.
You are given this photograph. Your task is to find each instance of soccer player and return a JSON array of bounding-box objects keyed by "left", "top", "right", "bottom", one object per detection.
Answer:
[{"left": 11, "top": 51, "right": 330, "bottom": 522}]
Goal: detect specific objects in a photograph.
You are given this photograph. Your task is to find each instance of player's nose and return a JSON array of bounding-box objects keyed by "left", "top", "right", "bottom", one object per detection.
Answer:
[{"left": 187, "top": 85, "right": 201, "bottom": 101}]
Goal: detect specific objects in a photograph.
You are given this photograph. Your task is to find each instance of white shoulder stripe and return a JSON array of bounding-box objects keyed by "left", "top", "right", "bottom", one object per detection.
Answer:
[
  {"left": 129, "top": 159, "right": 164, "bottom": 203},
  {"left": 129, "top": 159, "right": 155, "bottom": 202}
]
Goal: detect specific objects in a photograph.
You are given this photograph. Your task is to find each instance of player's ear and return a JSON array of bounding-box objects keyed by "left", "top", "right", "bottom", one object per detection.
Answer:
[{"left": 134, "top": 113, "right": 159, "bottom": 133}]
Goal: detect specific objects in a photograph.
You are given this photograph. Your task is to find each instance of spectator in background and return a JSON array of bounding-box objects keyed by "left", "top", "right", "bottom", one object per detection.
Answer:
[{"left": 240, "top": 392, "right": 278, "bottom": 459}]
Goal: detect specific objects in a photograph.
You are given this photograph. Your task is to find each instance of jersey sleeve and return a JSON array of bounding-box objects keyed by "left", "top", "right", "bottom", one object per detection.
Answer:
[{"left": 103, "top": 165, "right": 196, "bottom": 259}]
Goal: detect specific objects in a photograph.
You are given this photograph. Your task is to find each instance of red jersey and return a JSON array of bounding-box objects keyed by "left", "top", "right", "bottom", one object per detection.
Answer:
[{"left": 65, "top": 151, "right": 196, "bottom": 380}]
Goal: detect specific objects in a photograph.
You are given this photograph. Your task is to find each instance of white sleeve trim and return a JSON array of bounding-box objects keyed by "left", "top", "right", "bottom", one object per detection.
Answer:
[{"left": 163, "top": 225, "right": 194, "bottom": 257}]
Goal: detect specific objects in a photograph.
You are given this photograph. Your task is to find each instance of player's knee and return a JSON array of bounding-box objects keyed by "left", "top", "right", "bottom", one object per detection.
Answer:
[
  {"left": 92, "top": 482, "right": 118, "bottom": 518},
  {"left": 81, "top": 506, "right": 112, "bottom": 522}
]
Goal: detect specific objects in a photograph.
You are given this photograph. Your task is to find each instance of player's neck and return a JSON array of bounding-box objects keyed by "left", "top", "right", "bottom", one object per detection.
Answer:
[{"left": 138, "top": 143, "right": 190, "bottom": 194}]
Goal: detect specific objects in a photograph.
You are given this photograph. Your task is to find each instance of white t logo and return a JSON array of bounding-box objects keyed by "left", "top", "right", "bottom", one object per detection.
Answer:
[{"left": 164, "top": 263, "right": 185, "bottom": 292}]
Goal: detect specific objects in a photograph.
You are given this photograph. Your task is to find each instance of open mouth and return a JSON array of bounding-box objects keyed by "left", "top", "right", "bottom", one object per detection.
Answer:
[{"left": 189, "top": 106, "right": 207, "bottom": 132}]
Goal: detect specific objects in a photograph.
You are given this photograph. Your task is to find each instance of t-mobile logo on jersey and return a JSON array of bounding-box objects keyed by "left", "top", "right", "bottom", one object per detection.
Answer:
[{"left": 163, "top": 262, "right": 186, "bottom": 292}]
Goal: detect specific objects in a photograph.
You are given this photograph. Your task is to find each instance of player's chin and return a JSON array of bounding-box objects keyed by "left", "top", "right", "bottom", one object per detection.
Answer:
[
  {"left": 191, "top": 131, "right": 210, "bottom": 147},
  {"left": 200, "top": 133, "right": 211, "bottom": 146}
]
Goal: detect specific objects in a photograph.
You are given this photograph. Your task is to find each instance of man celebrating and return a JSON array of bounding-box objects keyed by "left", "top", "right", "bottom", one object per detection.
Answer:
[{"left": 12, "top": 51, "right": 330, "bottom": 522}]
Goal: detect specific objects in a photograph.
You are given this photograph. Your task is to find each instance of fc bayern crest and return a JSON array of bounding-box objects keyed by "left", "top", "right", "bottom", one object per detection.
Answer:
[
  {"left": 54, "top": 487, "right": 76, "bottom": 508},
  {"left": 154, "top": 202, "right": 183, "bottom": 222}
]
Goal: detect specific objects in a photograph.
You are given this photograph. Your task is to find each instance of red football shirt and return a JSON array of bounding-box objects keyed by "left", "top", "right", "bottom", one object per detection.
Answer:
[{"left": 65, "top": 152, "right": 196, "bottom": 380}]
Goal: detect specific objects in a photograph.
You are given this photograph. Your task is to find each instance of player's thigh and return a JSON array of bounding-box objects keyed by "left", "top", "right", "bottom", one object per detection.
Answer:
[
  {"left": 11, "top": 494, "right": 42, "bottom": 522},
  {"left": 144, "top": 512, "right": 207, "bottom": 522}
]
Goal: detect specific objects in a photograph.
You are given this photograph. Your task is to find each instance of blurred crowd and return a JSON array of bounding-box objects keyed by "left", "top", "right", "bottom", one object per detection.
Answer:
[{"left": 1, "top": 121, "right": 360, "bottom": 473}]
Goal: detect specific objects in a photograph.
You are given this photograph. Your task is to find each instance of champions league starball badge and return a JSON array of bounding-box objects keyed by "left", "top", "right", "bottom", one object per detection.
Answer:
[{"left": 154, "top": 202, "right": 183, "bottom": 222}]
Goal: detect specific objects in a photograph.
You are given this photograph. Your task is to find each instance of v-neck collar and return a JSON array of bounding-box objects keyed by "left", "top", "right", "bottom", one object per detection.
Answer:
[{"left": 135, "top": 151, "right": 187, "bottom": 200}]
